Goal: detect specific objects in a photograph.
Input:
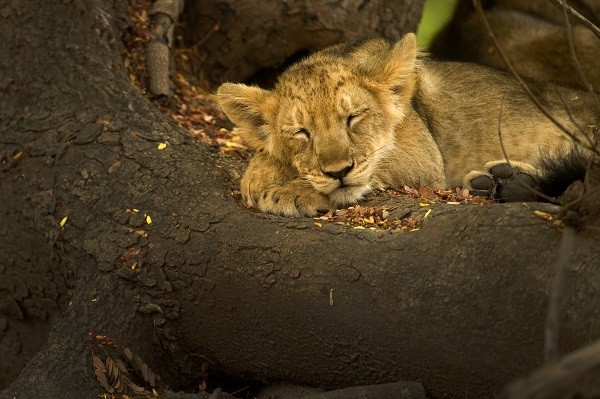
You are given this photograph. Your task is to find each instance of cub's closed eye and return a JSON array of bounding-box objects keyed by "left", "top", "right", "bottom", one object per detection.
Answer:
[
  {"left": 294, "top": 128, "right": 310, "bottom": 139},
  {"left": 347, "top": 114, "right": 358, "bottom": 127},
  {"left": 347, "top": 110, "right": 368, "bottom": 127}
]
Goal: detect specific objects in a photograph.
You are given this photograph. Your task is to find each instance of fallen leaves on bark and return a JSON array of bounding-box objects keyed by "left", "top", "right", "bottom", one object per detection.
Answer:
[{"left": 89, "top": 332, "right": 161, "bottom": 397}]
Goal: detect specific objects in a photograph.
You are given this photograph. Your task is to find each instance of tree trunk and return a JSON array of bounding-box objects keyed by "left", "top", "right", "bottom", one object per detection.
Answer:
[
  {"left": 1, "top": 1, "right": 599, "bottom": 399},
  {"left": 181, "top": 0, "right": 425, "bottom": 87}
]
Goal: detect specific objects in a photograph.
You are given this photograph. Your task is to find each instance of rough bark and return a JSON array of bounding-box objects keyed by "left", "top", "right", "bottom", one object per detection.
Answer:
[
  {"left": 1, "top": 1, "right": 600, "bottom": 399},
  {"left": 181, "top": 0, "right": 425, "bottom": 87}
]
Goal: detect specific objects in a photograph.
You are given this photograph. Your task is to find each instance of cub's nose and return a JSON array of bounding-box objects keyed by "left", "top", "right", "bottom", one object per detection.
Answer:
[{"left": 322, "top": 161, "right": 354, "bottom": 180}]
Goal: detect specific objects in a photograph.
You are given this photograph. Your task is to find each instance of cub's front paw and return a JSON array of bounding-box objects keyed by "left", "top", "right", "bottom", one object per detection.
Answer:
[
  {"left": 464, "top": 161, "right": 540, "bottom": 201},
  {"left": 245, "top": 185, "right": 331, "bottom": 217}
]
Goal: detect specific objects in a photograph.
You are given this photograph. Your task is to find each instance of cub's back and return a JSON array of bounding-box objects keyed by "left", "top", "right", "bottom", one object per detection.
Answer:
[{"left": 415, "top": 60, "right": 597, "bottom": 185}]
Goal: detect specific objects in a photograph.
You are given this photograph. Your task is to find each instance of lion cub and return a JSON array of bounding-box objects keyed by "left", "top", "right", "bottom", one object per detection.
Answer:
[{"left": 218, "top": 33, "right": 597, "bottom": 216}]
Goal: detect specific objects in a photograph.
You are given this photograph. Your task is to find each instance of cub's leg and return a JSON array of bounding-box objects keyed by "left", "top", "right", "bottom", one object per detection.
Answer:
[
  {"left": 464, "top": 160, "right": 541, "bottom": 201},
  {"left": 240, "top": 151, "right": 330, "bottom": 217}
]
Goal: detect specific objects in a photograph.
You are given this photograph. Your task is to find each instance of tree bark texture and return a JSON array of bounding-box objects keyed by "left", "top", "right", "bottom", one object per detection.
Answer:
[
  {"left": 1, "top": 1, "right": 600, "bottom": 399},
  {"left": 181, "top": 0, "right": 425, "bottom": 86}
]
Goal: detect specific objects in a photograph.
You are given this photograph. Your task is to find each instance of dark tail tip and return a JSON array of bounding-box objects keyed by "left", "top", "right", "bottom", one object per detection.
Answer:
[{"left": 536, "top": 150, "right": 587, "bottom": 199}]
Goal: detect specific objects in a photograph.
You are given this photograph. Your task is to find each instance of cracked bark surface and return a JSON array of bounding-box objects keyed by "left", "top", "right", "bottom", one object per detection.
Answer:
[{"left": 1, "top": 1, "right": 599, "bottom": 398}]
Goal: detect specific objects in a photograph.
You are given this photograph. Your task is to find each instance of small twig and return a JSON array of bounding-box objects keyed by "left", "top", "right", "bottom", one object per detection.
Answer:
[
  {"left": 547, "top": 0, "right": 600, "bottom": 40},
  {"left": 193, "top": 20, "right": 220, "bottom": 48},
  {"left": 544, "top": 226, "right": 575, "bottom": 363},
  {"left": 472, "top": 0, "right": 600, "bottom": 157},
  {"left": 557, "top": 91, "right": 588, "bottom": 140},
  {"left": 229, "top": 385, "right": 250, "bottom": 396},
  {"left": 559, "top": 0, "right": 600, "bottom": 117},
  {"left": 497, "top": 97, "right": 560, "bottom": 203},
  {"left": 558, "top": 0, "right": 600, "bottom": 201},
  {"left": 497, "top": 97, "right": 510, "bottom": 164}
]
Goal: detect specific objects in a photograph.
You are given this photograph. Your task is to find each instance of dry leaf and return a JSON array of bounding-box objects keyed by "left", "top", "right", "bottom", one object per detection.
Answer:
[
  {"left": 106, "top": 356, "right": 113, "bottom": 378},
  {"left": 127, "top": 380, "right": 147, "bottom": 394},
  {"left": 116, "top": 247, "right": 141, "bottom": 268},
  {"left": 113, "top": 374, "right": 123, "bottom": 393},
  {"left": 418, "top": 187, "right": 435, "bottom": 198},
  {"left": 148, "top": 367, "right": 156, "bottom": 386},
  {"left": 123, "top": 348, "right": 133, "bottom": 362},
  {"left": 198, "top": 379, "right": 207, "bottom": 391},
  {"left": 533, "top": 210, "right": 553, "bottom": 220},
  {"left": 141, "top": 363, "right": 149, "bottom": 383},
  {"left": 108, "top": 159, "right": 121, "bottom": 173},
  {"left": 108, "top": 357, "right": 119, "bottom": 381},
  {"left": 95, "top": 368, "right": 114, "bottom": 393},
  {"left": 403, "top": 185, "right": 419, "bottom": 196},
  {"left": 116, "top": 359, "right": 129, "bottom": 373},
  {"left": 93, "top": 355, "right": 107, "bottom": 373}
]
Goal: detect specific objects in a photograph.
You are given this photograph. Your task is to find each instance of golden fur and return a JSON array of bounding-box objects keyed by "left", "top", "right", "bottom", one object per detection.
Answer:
[{"left": 217, "top": 33, "right": 597, "bottom": 216}]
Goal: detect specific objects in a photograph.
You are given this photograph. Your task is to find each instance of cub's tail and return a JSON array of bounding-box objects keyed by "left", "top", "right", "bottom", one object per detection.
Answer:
[{"left": 536, "top": 149, "right": 588, "bottom": 200}]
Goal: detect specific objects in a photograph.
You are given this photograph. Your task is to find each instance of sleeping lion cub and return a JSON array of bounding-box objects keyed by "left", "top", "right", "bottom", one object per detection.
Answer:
[{"left": 218, "top": 33, "right": 597, "bottom": 216}]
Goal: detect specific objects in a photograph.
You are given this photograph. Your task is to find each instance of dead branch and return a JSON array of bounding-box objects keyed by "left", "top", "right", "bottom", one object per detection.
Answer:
[
  {"left": 547, "top": 0, "right": 600, "bottom": 40},
  {"left": 501, "top": 337, "right": 600, "bottom": 398},
  {"left": 496, "top": 98, "right": 559, "bottom": 203},
  {"left": 146, "top": 0, "right": 184, "bottom": 96},
  {"left": 559, "top": 0, "right": 600, "bottom": 116}
]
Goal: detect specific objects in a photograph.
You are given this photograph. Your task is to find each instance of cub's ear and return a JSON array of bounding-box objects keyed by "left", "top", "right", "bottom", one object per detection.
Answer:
[
  {"left": 381, "top": 33, "right": 418, "bottom": 86},
  {"left": 217, "top": 83, "right": 272, "bottom": 149},
  {"left": 358, "top": 33, "right": 418, "bottom": 95}
]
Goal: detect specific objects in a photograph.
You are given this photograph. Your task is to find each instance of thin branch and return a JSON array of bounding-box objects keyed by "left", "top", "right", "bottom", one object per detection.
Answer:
[
  {"left": 555, "top": 0, "right": 600, "bottom": 216},
  {"left": 559, "top": 0, "right": 600, "bottom": 117},
  {"left": 547, "top": 0, "right": 600, "bottom": 40},
  {"left": 497, "top": 97, "right": 559, "bottom": 203},
  {"left": 557, "top": 91, "right": 588, "bottom": 140},
  {"left": 193, "top": 20, "right": 220, "bottom": 48},
  {"left": 497, "top": 97, "right": 510, "bottom": 163},
  {"left": 502, "top": 336, "right": 600, "bottom": 398}
]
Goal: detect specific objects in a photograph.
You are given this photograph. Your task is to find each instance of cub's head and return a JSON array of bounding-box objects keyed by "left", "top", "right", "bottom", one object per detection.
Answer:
[{"left": 217, "top": 33, "right": 419, "bottom": 206}]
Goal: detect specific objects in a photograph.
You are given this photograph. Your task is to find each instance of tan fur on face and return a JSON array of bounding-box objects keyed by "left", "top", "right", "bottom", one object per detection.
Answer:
[{"left": 217, "top": 33, "right": 598, "bottom": 217}]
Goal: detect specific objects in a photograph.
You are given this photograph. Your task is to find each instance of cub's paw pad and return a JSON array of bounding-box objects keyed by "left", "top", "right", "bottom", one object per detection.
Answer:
[
  {"left": 466, "top": 163, "right": 539, "bottom": 201},
  {"left": 489, "top": 163, "right": 515, "bottom": 179},
  {"left": 469, "top": 175, "right": 495, "bottom": 192}
]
